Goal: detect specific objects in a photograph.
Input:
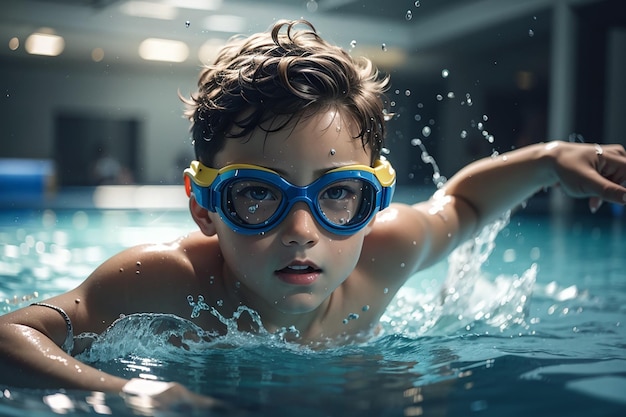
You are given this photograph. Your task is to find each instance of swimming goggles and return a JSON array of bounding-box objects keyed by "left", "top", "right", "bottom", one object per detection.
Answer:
[{"left": 184, "top": 158, "right": 396, "bottom": 235}]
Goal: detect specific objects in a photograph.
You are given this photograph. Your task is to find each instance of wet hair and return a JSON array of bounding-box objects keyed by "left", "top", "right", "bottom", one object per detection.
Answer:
[{"left": 182, "top": 19, "right": 390, "bottom": 166}]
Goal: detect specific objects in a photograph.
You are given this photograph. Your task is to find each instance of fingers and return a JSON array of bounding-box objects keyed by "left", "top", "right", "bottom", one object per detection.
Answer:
[
  {"left": 559, "top": 143, "right": 626, "bottom": 211},
  {"left": 122, "top": 379, "right": 230, "bottom": 414},
  {"left": 588, "top": 197, "right": 603, "bottom": 214},
  {"left": 594, "top": 144, "right": 626, "bottom": 205}
]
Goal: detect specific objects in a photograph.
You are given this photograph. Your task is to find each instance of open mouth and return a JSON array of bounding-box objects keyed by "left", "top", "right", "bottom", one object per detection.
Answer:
[
  {"left": 275, "top": 262, "right": 322, "bottom": 285},
  {"left": 279, "top": 264, "right": 319, "bottom": 274}
]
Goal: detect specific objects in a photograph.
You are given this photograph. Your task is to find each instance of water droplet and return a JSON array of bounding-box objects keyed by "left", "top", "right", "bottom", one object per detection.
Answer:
[
  {"left": 350, "top": 39, "right": 357, "bottom": 49},
  {"left": 447, "top": 91, "right": 455, "bottom": 99},
  {"left": 383, "top": 288, "right": 389, "bottom": 294},
  {"left": 414, "top": 114, "right": 421, "bottom": 121},
  {"left": 411, "top": 138, "right": 422, "bottom": 146},
  {"left": 405, "top": 10, "right": 413, "bottom": 20},
  {"left": 381, "top": 43, "right": 387, "bottom": 52},
  {"left": 422, "top": 126, "right": 431, "bottom": 137},
  {"left": 414, "top": 1, "right": 421, "bottom": 7},
  {"left": 217, "top": 299, "right": 224, "bottom": 307},
  {"left": 441, "top": 69, "right": 449, "bottom": 78},
  {"left": 248, "top": 204, "right": 258, "bottom": 214},
  {"left": 362, "top": 305, "right": 370, "bottom": 312},
  {"left": 329, "top": 148, "right": 336, "bottom": 155},
  {"left": 528, "top": 29, "right": 534, "bottom": 37},
  {"left": 436, "top": 94, "right": 443, "bottom": 101},
  {"left": 306, "top": 0, "right": 318, "bottom": 12},
  {"left": 343, "top": 313, "right": 360, "bottom": 323},
  {"left": 483, "top": 114, "right": 489, "bottom": 121},
  {"left": 136, "top": 261, "right": 141, "bottom": 267},
  {"left": 185, "top": 20, "right": 191, "bottom": 28},
  {"left": 460, "top": 130, "right": 468, "bottom": 139},
  {"left": 405, "top": 89, "right": 411, "bottom": 96}
]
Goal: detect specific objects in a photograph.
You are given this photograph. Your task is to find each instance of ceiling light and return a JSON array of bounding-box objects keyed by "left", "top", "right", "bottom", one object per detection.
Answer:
[
  {"left": 91, "top": 48, "right": 105, "bottom": 62},
  {"left": 120, "top": 1, "right": 177, "bottom": 20},
  {"left": 203, "top": 15, "right": 246, "bottom": 33},
  {"left": 138, "top": 38, "right": 189, "bottom": 62},
  {"left": 162, "top": 0, "right": 222, "bottom": 10},
  {"left": 25, "top": 32, "right": 65, "bottom": 56},
  {"left": 8, "top": 37, "right": 20, "bottom": 51},
  {"left": 198, "top": 38, "right": 226, "bottom": 64}
]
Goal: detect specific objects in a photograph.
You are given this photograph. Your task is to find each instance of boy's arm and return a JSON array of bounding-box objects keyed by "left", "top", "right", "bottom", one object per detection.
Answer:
[
  {"left": 0, "top": 242, "right": 223, "bottom": 411},
  {"left": 442, "top": 141, "right": 626, "bottom": 225},
  {"left": 0, "top": 308, "right": 128, "bottom": 391},
  {"left": 410, "top": 141, "right": 626, "bottom": 269}
]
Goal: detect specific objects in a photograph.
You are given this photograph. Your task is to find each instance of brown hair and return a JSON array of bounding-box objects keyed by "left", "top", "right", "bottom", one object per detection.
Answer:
[{"left": 182, "top": 19, "right": 390, "bottom": 166}]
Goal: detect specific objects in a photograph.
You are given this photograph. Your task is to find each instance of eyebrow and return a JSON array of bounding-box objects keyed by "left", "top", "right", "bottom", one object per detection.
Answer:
[{"left": 266, "top": 161, "right": 369, "bottom": 178}]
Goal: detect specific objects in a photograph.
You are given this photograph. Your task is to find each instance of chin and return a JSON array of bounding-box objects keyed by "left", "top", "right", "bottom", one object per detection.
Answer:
[{"left": 274, "top": 293, "right": 323, "bottom": 315}]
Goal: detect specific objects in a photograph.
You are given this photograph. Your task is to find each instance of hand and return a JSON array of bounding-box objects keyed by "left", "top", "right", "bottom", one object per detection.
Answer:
[
  {"left": 548, "top": 141, "right": 626, "bottom": 212},
  {"left": 122, "top": 378, "right": 229, "bottom": 415}
]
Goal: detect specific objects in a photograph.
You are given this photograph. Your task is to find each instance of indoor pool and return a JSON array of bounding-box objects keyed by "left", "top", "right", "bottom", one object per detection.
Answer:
[{"left": 1, "top": 203, "right": 625, "bottom": 416}]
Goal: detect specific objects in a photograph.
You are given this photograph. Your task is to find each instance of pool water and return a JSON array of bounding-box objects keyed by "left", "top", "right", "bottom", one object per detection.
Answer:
[{"left": 1, "top": 207, "right": 625, "bottom": 416}]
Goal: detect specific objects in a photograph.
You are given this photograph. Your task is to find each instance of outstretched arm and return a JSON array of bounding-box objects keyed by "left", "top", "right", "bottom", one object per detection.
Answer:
[
  {"left": 443, "top": 141, "right": 626, "bottom": 226},
  {"left": 407, "top": 141, "right": 626, "bottom": 270}
]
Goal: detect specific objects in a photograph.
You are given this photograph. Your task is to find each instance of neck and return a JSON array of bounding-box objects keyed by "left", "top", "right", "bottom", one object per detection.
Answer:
[{"left": 220, "top": 263, "right": 329, "bottom": 340}]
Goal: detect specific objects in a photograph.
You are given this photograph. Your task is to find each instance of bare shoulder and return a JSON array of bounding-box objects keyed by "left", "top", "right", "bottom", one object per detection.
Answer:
[
  {"left": 0, "top": 232, "right": 225, "bottom": 348},
  {"left": 59, "top": 232, "right": 222, "bottom": 333},
  {"left": 358, "top": 202, "right": 431, "bottom": 287},
  {"left": 83, "top": 231, "right": 220, "bottom": 306},
  {"left": 360, "top": 194, "right": 477, "bottom": 287}
]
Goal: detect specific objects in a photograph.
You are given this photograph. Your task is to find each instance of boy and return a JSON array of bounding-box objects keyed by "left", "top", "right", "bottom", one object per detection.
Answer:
[{"left": 1, "top": 19, "right": 625, "bottom": 411}]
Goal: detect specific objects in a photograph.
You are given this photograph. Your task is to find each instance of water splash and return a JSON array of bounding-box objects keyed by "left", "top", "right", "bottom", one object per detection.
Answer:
[
  {"left": 410, "top": 138, "right": 447, "bottom": 188},
  {"left": 381, "top": 213, "right": 537, "bottom": 337}
]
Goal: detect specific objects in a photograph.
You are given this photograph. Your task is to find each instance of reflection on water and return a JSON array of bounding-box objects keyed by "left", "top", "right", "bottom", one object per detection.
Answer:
[{"left": 1, "top": 209, "right": 625, "bottom": 416}]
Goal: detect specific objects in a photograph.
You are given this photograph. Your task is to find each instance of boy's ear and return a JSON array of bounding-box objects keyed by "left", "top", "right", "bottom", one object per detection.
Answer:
[{"left": 189, "top": 196, "right": 217, "bottom": 236}]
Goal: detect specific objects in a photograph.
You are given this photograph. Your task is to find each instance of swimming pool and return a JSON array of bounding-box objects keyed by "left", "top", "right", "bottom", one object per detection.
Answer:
[{"left": 1, "top": 202, "right": 625, "bottom": 416}]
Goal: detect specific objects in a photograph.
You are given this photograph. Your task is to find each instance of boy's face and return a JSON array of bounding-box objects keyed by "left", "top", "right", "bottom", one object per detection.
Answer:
[{"left": 201, "top": 110, "right": 373, "bottom": 317}]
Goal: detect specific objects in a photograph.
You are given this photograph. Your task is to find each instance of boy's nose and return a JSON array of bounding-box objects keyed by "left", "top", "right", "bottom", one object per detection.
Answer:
[{"left": 280, "top": 202, "right": 320, "bottom": 246}]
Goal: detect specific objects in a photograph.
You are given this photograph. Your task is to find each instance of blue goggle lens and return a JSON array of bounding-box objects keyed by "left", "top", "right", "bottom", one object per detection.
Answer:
[
  {"left": 223, "top": 177, "right": 376, "bottom": 232},
  {"left": 185, "top": 160, "right": 395, "bottom": 235}
]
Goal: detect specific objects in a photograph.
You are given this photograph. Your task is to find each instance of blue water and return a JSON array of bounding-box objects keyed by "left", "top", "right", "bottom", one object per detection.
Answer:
[{"left": 1, "top": 206, "right": 625, "bottom": 416}]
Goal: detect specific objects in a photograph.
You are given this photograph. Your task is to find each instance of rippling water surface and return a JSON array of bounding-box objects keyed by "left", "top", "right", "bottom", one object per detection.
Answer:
[{"left": 1, "top": 208, "right": 625, "bottom": 416}]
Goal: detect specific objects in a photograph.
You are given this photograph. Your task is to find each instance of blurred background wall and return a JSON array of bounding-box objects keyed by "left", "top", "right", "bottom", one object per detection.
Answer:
[{"left": 0, "top": 0, "right": 624, "bottom": 210}]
